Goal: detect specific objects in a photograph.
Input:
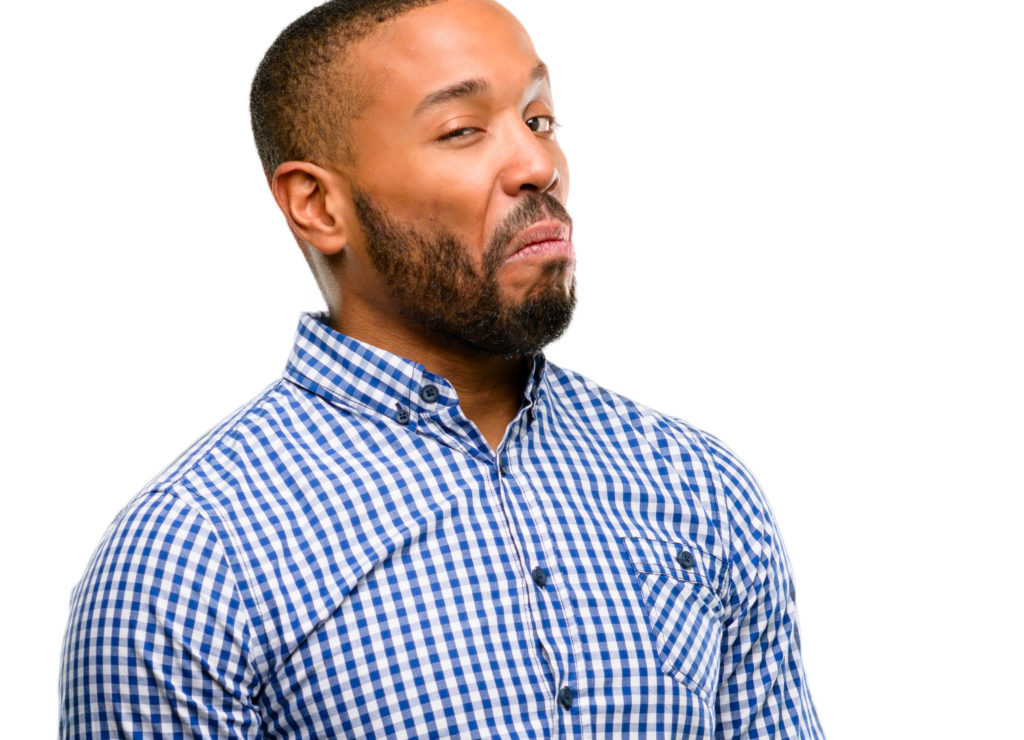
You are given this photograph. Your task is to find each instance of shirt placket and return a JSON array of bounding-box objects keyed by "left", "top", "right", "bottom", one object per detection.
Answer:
[{"left": 494, "top": 409, "right": 584, "bottom": 740}]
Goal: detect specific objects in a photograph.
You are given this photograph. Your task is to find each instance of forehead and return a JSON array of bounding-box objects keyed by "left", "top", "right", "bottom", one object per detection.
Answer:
[{"left": 352, "top": 0, "right": 543, "bottom": 111}]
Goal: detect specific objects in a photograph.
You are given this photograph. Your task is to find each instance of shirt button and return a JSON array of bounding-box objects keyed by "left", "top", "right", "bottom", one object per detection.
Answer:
[
  {"left": 419, "top": 384, "right": 440, "bottom": 403},
  {"left": 395, "top": 406, "right": 411, "bottom": 426},
  {"left": 676, "top": 550, "right": 696, "bottom": 569},
  {"left": 531, "top": 566, "right": 548, "bottom": 588},
  {"left": 498, "top": 459, "right": 508, "bottom": 475},
  {"left": 558, "top": 685, "right": 574, "bottom": 710}
]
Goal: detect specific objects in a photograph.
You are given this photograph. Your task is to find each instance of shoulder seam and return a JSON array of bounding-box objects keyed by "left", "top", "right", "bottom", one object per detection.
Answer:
[{"left": 160, "top": 482, "right": 268, "bottom": 689}]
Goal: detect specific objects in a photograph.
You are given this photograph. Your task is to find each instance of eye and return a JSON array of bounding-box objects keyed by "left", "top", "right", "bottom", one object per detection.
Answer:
[
  {"left": 437, "top": 126, "right": 480, "bottom": 142},
  {"left": 526, "top": 115, "right": 557, "bottom": 134}
]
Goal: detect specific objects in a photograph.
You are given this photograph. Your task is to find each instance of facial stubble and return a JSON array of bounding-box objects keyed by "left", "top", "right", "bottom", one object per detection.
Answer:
[{"left": 353, "top": 191, "right": 576, "bottom": 357}]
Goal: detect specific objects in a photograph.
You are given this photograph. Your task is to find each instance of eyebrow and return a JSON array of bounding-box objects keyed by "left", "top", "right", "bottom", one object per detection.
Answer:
[{"left": 413, "top": 62, "right": 551, "bottom": 117}]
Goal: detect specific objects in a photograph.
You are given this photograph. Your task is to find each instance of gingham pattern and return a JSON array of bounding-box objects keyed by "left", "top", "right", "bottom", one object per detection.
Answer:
[{"left": 61, "top": 313, "right": 824, "bottom": 739}]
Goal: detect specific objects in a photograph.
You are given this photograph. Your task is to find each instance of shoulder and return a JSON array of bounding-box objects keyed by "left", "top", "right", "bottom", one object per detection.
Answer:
[
  {"left": 62, "top": 487, "right": 262, "bottom": 734},
  {"left": 75, "top": 487, "right": 230, "bottom": 599},
  {"left": 543, "top": 361, "right": 721, "bottom": 463},
  {"left": 76, "top": 377, "right": 320, "bottom": 613},
  {"left": 65, "top": 381, "right": 314, "bottom": 662},
  {"left": 144, "top": 378, "right": 303, "bottom": 492},
  {"left": 543, "top": 361, "right": 783, "bottom": 560},
  {"left": 65, "top": 485, "right": 255, "bottom": 675},
  {"left": 548, "top": 362, "right": 767, "bottom": 477}
]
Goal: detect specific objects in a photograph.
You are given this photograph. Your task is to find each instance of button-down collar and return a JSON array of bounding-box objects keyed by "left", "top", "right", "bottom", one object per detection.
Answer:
[{"left": 283, "top": 313, "right": 546, "bottom": 450}]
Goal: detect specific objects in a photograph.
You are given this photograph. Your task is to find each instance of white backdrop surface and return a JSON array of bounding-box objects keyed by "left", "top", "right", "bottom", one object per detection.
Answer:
[{"left": 2, "top": 1, "right": 1022, "bottom": 737}]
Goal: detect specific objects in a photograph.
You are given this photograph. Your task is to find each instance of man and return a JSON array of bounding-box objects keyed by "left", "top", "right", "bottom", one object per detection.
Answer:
[{"left": 61, "top": 0, "right": 824, "bottom": 737}]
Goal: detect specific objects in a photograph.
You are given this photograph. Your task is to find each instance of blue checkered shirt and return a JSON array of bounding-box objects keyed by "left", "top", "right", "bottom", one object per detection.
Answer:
[{"left": 61, "top": 313, "right": 823, "bottom": 739}]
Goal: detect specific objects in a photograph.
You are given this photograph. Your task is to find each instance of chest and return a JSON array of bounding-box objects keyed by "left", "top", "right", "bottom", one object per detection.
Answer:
[{"left": 247, "top": 417, "right": 727, "bottom": 738}]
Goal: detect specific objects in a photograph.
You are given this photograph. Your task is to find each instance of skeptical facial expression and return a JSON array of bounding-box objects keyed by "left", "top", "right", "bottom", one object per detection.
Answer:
[{"left": 338, "top": 0, "right": 575, "bottom": 355}]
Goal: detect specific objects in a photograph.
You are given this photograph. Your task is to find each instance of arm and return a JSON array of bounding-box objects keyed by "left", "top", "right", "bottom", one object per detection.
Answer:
[
  {"left": 60, "top": 489, "right": 261, "bottom": 739},
  {"left": 707, "top": 436, "right": 825, "bottom": 740}
]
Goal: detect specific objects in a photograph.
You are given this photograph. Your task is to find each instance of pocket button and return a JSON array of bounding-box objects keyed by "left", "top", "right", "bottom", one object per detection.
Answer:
[{"left": 676, "top": 550, "right": 696, "bottom": 569}]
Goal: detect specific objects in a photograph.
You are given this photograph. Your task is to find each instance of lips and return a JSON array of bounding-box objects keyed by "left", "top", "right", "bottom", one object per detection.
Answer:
[{"left": 505, "top": 219, "right": 574, "bottom": 263}]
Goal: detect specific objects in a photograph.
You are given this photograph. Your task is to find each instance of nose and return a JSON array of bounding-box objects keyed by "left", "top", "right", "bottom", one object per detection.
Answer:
[{"left": 498, "top": 118, "right": 562, "bottom": 198}]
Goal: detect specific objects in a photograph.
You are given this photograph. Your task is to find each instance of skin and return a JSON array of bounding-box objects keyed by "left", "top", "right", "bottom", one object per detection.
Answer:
[{"left": 271, "top": 0, "right": 573, "bottom": 450}]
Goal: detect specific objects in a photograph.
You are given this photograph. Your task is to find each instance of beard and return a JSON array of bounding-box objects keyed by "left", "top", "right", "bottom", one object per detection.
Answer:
[{"left": 353, "top": 189, "right": 576, "bottom": 357}]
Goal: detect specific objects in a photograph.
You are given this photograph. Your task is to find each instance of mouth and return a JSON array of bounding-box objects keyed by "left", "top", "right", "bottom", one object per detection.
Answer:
[{"left": 505, "top": 219, "right": 575, "bottom": 264}]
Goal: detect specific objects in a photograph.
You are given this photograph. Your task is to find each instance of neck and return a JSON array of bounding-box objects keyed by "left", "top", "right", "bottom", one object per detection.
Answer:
[{"left": 330, "top": 305, "right": 530, "bottom": 452}]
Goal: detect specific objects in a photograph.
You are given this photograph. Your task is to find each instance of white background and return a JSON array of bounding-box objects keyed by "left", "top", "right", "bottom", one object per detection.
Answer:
[{"left": 2, "top": 1, "right": 1022, "bottom": 736}]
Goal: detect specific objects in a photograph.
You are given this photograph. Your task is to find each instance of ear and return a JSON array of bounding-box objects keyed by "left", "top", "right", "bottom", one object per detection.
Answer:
[{"left": 271, "top": 161, "right": 352, "bottom": 255}]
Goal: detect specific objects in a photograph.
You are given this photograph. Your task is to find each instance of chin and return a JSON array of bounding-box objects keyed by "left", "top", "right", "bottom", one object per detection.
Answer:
[{"left": 505, "top": 262, "right": 575, "bottom": 303}]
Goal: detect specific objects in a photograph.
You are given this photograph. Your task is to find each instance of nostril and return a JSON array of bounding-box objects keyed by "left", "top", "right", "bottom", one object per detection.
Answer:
[{"left": 540, "top": 172, "right": 559, "bottom": 194}]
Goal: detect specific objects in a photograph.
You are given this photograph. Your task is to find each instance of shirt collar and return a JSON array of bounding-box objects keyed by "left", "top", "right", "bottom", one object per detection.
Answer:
[{"left": 283, "top": 312, "right": 547, "bottom": 430}]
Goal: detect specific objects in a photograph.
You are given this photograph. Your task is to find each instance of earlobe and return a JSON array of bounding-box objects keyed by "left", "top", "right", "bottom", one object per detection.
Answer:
[{"left": 271, "top": 162, "right": 351, "bottom": 255}]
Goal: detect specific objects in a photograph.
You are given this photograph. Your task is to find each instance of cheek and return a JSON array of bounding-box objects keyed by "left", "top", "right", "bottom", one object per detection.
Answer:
[
  {"left": 363, "top": 151, "right": 505, "bottom": 247},
  {"left": 406, "top": 185, "right": 494, "bottom": 243},
  {"left": 386, "top": 158, "right": 489, "bottom": 213}
]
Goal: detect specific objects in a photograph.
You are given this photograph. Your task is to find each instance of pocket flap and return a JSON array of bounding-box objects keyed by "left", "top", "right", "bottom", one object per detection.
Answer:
[{"left": 623, "top": 536, "right": 728, "bottom": 601}]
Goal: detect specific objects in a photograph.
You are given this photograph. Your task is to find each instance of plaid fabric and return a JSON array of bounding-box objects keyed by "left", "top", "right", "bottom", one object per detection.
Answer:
[{"left": 61, "top": 313, "right": 823, "bottom": 739}]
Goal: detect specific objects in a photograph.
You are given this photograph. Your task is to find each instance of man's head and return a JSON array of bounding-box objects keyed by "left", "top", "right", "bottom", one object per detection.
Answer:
[{"left": 252, "top": 0, "right": 575, "bottom": 357}]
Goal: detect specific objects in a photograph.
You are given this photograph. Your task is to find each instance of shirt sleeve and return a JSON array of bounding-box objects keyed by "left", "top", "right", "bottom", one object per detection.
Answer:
[
  {"left": 60, "top": 489, "right": 262, "bottom": 739},
  {"left": 705, "top": 435, "right": 825, "bottom": 739}
]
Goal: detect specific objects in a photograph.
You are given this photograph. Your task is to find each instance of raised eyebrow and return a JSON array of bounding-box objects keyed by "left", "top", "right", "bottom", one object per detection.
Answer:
[
  {"left": 414, "top": 78, "right": 490, "bottom": 116},
  {"left": 413, "top": 63, "right": 551, "bottom": 117},
  {"left": 531, "top": 62, "right": 550, "bottom": 86}
]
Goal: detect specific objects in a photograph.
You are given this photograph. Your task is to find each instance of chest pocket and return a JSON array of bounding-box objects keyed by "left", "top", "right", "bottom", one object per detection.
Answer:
[{"left": 623, "top": 536, "right": 728, "bottom": 702}]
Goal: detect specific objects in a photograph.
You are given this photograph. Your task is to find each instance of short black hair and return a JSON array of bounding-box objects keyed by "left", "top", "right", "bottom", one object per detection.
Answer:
[{"left": 250, "top": 0, "right": 441, "bottom": 175}]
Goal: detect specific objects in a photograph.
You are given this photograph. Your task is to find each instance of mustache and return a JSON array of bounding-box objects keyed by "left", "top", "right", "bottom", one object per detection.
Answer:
[{"left": 484, "top": 193, "right": 573, "bottom": 265}]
